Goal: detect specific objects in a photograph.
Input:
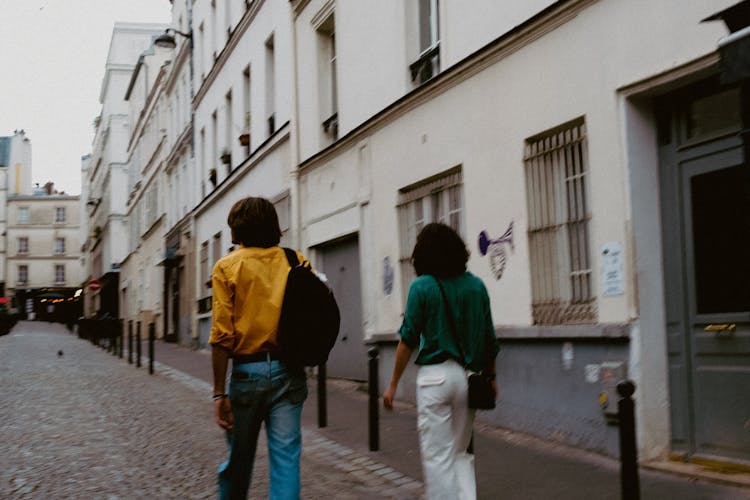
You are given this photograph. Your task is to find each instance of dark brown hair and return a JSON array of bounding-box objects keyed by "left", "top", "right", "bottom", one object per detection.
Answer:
[
  {"left": 227, "top": 197, "right": 281, "bottom": 248},
  {"left": 411, "top": 222, "right": 469, "bottom": 278}
]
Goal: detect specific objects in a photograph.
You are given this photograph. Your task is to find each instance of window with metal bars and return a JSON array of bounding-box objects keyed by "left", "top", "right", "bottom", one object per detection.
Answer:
[
  {"left": 55, "top": 264, "right": 65, "bottom": 284},
  {"left": 18, "top": 237, "right": 28, "bottom": 255},
  {"left": 54, "top": 237, "right": 65, "bottom": 256},
  {"left": 397, "top": 166, "right": 463, "bottom": 305},
  {"left": 524, "top": 118, "right": 596, "bottom": 324},
  {"left": 18, "top": 265, "right": 28, "bottom": 284}
]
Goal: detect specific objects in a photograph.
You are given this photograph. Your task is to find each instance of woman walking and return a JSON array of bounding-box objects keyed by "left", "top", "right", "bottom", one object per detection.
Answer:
[{"left": 383, "top": 222, "right": 499, "bottom": 500}]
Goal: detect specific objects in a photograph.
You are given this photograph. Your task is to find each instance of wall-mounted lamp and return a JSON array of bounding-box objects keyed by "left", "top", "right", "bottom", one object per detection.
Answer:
[{"left": 154, "top": 28, "right": 192, "bottom": 50}]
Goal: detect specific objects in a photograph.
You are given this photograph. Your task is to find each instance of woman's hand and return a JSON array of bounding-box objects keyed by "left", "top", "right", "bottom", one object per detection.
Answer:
[
  {"left": 214, "top": 397, "right": 234, "bottom": 431},
  {"left": 383, "top": 383, "right": 398, "bottom": 410}
]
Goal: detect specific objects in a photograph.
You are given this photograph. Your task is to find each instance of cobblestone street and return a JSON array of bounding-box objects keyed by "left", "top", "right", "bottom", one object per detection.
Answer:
[{"left": 0, "top": 322, "right": 423, "bottom": 499}]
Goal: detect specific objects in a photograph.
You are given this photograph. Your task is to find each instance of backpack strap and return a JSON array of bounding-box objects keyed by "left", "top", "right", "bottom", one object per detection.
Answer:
[{"left": 282, "top": 247, "right": 300, "bottom": 267}]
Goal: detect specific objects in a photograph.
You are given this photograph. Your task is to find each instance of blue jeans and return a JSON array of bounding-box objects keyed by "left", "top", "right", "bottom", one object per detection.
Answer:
[{"left": 218, "top": 359, "right": 307, "bottom": 500}]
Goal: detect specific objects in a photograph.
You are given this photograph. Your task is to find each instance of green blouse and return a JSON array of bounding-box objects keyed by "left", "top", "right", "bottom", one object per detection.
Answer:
[{"left": 399, "top": 272, "right": 499, "bottom": 372}]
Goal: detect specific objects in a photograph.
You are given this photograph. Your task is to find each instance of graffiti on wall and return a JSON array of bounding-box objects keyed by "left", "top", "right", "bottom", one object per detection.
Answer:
[
  {"left": 478, "top": 221, "right": 514, "bottom": 280},
  {"left": 383, "top": 256, "right": 394, "bottom": 295}
]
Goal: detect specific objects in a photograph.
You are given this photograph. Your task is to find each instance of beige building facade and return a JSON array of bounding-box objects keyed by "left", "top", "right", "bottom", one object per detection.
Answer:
[{"left": 7, "top": 191, "right": 82, "bottom": 321}]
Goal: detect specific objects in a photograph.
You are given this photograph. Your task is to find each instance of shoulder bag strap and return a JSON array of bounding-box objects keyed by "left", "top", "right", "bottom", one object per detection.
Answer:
[
  {"left": 435, "top": 277, "right": 468, "bottom": 367},
  {"left": 282, "top": 247, "right": 300, "bottom": 267}
]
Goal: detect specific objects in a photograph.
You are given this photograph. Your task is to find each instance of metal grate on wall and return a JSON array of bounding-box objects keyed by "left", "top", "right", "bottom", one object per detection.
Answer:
[
  {"left": 524, "top": 118, "right": 596, "bottom": 325},
  {"left": 397, "top": 166, "right": 463, "bottom": 306}
]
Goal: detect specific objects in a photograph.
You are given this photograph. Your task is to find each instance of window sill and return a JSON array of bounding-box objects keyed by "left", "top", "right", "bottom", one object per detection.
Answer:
[{"left": 409, "top": 45, "right": 440, "bottom": 84}]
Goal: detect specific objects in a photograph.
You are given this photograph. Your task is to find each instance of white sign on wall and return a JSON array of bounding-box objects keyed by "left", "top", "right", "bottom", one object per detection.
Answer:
[{"left": 601, "top": 242, "right": 624, "bottom": 296}]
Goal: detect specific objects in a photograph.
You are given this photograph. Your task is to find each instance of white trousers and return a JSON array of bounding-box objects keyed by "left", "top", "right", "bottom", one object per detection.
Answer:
[{"left": 416, "top": 360, "right": 476, "bottom": 500}]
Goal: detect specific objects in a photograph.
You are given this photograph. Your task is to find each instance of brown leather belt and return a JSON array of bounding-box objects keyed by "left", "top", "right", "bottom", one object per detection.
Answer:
[{"left": 233, "top": 351, "right": 281, "bottom": 364}]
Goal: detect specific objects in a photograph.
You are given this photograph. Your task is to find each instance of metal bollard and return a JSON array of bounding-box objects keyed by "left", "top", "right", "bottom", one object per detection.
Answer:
[
  {"left": 118, "top": 320, "right": 124, "bottom": 359},
  {"left": 148, "top": 322, "right": 155, "bottom": 375},
  {"left": 128, "top": 320, "right": 133, "bottom": 365},
  {"left": 317, "top": 363, "right": 327, "bottom": 428},
  {"left": 617, "top": 380, "right": 640, "bottom": 500},
  {"left": 110, "top": 321, "right": 117, "bottom": 355},
  {"left": 136, "top": 321, "right": 142, "bottom": 368},
  {"left": 368, "top": 347, "right": 380, "bottom": 451}
]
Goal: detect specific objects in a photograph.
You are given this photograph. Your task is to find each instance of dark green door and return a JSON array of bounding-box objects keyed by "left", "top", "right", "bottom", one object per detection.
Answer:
[{"left": 659, "top": 81, "right": 750, "bottom": 462}]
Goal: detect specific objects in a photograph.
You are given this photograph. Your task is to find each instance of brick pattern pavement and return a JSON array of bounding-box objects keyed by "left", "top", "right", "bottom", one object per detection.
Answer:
[{"left": 0, "top": 322, "right": 423, "bottom": 499}]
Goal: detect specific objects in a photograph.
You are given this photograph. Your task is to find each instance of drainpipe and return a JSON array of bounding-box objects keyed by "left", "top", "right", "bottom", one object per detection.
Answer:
[{"left": 289, "top": 5, "right": 303, "bottom": 251}]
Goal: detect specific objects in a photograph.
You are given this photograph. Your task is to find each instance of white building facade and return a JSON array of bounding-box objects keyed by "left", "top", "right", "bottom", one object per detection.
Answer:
[
  {"left": 0, "top": 130, "right": 33, "bottom": 296},
  {"left": 86, "top": 0, "right": 749, "bottom": 466},
  {"left": 82, "top": 22, "right": 168, "bottom": 318},
  {"left": 119, "top": 41, "right": 173, "bottom": 339},
  {"left": 161, "top": 0, "right": 198, "bottom": 346},
  {"left": 289, "top": 0, "right": 748, "bottom": 465},
  {"left": 190, "top": 0, "right": 296, "bottom": 346}
]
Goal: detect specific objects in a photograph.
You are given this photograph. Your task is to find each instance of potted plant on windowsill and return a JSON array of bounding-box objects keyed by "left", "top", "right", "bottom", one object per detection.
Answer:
[
  {"left": 220, "top": 149, "right": 231, "bottom": 165},
  {"left": 238, "top": 111, "right": 251, "bottom": 148}
]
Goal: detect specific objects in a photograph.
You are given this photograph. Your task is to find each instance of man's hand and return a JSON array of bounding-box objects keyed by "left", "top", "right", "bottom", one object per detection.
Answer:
[{"left": 214, "top": 397, "right": 233, "bottom": 431}]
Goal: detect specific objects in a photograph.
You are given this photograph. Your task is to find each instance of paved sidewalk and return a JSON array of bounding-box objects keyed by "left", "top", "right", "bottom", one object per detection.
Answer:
[
  {"left": 7, "top": 321, "right": 748, "bottom": 499},
  {"left": 137, "top": 330, "right": 750, "bottom": 500},
  {"left": 0, "top": 322, "right": 421, "bottom": 499}
]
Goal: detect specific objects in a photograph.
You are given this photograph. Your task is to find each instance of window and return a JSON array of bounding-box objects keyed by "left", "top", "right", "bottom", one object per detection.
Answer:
[
  {"left": 274, "top": 193, "right": 291, "bottom": 246},
  {"left": 242, "top": 65, "right": 251, "bottom": 150},
  {"left": 398, "top": 167, "right": 463, "bottom": 302},
  {"left": 211, "top": 0, "right": 217, "bottom": 60},
  {"left": 55, "top": 237, "right": 65, "bottom": 255},
  {"left": 225, "top": 0, "right": 232, "bottom": 38},
  {"left": 200, "top": 241, "right": 209, "bottom": 297},
  {"left": 55, "top": 264, "right": 65, "bottom": 284},
  {"left": 55, "top": 207, "right": 66, "bottom": 223},
  {"left": 144, "top": 184, "right": 158, "bottom": 230},
  {"left": 200, "top": 127, "right": 207, "bottom": 196},
  {"left": 18, "top": 237, "right": 28, "bottom": 255},
  {"left": 211, "top": 111, "right": 218, "bottom": 183},
  {"left": 225, "top": 90, "right": 233, "bottom": 172},
  {"left": 410, "top": 0, "right": 440, "bottom": 84},
  {"left": 198, "top": 23, "right": 205, "bottom": 80},
  {"left": 524, "top": 118, "right": 595, "bottom": 325},
  {"left": 17, "top": 207, "right": 29, "bottom": 224},
  {"left": 265, "top": 34, "right": 276, "bottom": 136},
  {"left": 18, "top": 265, "right": 28, "bottom": 284},
  {"left": 213, "top": 232, "right": 222, "bottom": 266},
  {"left": 317, "top": 14, "right": 338, "bottom": 142}
]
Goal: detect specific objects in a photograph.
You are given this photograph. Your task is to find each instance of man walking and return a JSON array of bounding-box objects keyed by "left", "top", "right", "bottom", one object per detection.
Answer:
[{"left": 210, "top": 196, "right": 309, "bottom": 499}]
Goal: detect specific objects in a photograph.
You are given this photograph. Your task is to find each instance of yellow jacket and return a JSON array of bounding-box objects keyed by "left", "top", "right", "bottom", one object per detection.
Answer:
[{"left": 208, "top": 245, "right": 308, "bottom": 355}]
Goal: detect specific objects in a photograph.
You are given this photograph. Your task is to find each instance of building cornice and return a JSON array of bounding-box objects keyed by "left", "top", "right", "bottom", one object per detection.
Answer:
[
  {"left": 164, "top": 42, "right": 189, "bottom": 94},
  {"left": 617, "top": 52, "right": 720, "bottom": 98},
  {"left": 194, "top": 121, "right": 290, "bottom": 217},
  {"left": 299, "top": 0, "right": 596, "bottom": 172},
  {"left": 164, "top": 124, "right": 193, "bottom": 173}
]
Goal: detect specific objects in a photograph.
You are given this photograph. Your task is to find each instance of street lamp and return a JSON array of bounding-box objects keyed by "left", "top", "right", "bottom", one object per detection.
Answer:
[{"left": 154, "top": 28, "right": 192, "bottom": 50}]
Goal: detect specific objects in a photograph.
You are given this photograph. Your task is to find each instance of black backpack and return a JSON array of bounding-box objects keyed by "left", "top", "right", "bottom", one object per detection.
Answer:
[{"left": 277, "top": 248, "right": 340, "bottom": 366}]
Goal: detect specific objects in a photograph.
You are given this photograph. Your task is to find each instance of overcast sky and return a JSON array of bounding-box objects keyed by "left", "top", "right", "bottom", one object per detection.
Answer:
[{"left": 0, "top": 0, "right": 172, "bottom": 195}]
